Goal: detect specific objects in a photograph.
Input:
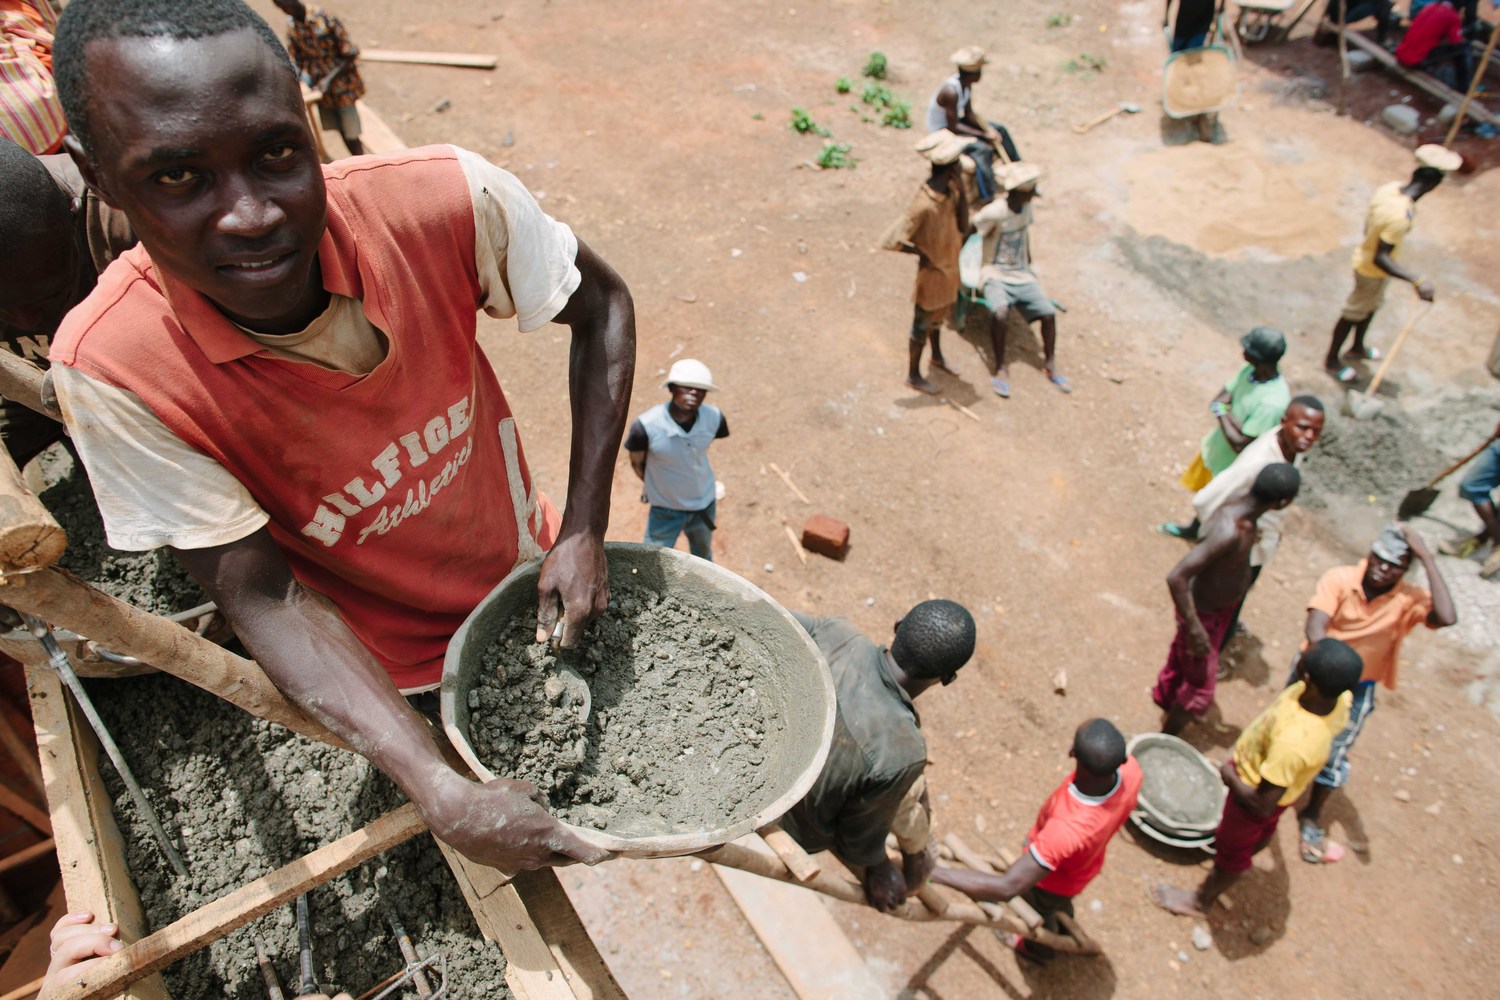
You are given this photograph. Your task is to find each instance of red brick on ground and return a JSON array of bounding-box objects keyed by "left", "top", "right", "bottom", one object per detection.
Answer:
[{"left": 801, "top": 515, "right": 849, "bottom": 560}]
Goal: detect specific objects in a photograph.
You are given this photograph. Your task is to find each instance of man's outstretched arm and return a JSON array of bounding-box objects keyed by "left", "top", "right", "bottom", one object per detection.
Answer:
[
  {"left": 534, "top": 238, "right": 636, "bottom": 647},
  {"left": 174, "top": 529, "right": 611, "bottom": 872},
  {"left": 930, "top": 851, "right": 1049, "bottom": 903}
]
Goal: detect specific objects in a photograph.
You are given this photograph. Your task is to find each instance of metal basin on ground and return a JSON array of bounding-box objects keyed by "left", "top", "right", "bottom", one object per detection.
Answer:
[
  {"left": 441, "top": 542, "right": 835, "bottom": 859},
  {"left": 1129, "top": 732, "right": 1227, "bottom": 840}
]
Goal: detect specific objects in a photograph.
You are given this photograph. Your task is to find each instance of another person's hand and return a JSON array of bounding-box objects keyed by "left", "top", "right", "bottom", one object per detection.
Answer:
[
  {"left": 423, "top": 772, "right": 614, "bottom": 873},
  {"left": 1415, "top": 279, "right": 1436, "bottom": 302},
  {"left": 1186, "top": 624, "right": 1212, "bottom": 659},
  {"left": 44, "top": 912, "right": 123, "bottom": 990},
  {"left": 535, "top": 532, "right": 610, "bottom": 648},
  {"left": 862, "top": 862, "right": 908, "bottom": 913}
]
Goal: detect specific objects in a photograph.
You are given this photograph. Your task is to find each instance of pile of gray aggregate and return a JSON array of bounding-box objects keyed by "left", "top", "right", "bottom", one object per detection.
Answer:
[
  {"left": 469, "top": 582, "right": 781, "bottom": 837},
  {"left": 1137, "top": 744, "right": 1223, "bottom": 827},
  {"left": 89, "top": 673, "right": 511, "bottom": 999}
]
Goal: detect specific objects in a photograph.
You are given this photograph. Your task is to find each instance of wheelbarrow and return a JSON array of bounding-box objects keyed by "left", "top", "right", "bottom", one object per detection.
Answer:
[{"left": 1163, "top": 19, "right": 1239, "bottom": 140}]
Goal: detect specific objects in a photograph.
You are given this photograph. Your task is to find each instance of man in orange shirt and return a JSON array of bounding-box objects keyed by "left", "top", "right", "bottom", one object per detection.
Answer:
[
  {"left": 930, "top": 719, "right": 1141, "bottom": 962},
  {"left": 1294, "top": 524, "right": 1455, "bottom": 861}
]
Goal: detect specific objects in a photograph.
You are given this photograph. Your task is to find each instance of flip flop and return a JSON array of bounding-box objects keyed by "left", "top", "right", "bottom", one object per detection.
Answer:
[
  {"left": 991, "top": 377, "right": 1011, "bottom": 399},
  {"left": 1047, "top": 373, "right": 1073, "bottom": 394},
  {"left": 1298, "top": 819, "right": 1344, "bottom": 864},
  {"left": 1155, "top": 522, "right": 1197, "bottom": 540},
  {"left": 1325, "top": 364, "right": 1357, "bottom": 384},
  {"left": 1343, "top": 346, "right": 1384, "bottom": 362}
]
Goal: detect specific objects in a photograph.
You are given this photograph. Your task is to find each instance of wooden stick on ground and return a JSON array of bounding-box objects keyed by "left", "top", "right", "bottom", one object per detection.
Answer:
[
  {"left": 945, "top": 398, "right": 981, "bottom": 422},
  {"left": 767, "top": 463, "right": 810, "bottom": 503},
  {"left": 51, "top": 804, "right": 427, "bottom": 1000},
  {"left": 780, "top": 524, "right": 808, "bottom": 566},
  {"left": 362, "top": 49, "right": 498, "bottom": 69}
]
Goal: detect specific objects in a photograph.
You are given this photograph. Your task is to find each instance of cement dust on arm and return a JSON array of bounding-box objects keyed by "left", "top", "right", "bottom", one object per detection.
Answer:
[{"left": 171, "top": 527, "right": 612, "bottom": 871}]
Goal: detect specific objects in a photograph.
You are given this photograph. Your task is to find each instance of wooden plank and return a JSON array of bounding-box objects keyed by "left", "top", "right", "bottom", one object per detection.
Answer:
[
  {"left": 0, "top": 774, "right": 49, "bottom": 835},
  {"left": 943, "top": 833, "right": 1042, "bottom": 929},
  {"left": 1336, "top": 26, "right": 1500, "bottom": 126},
  {"left": 0, "top": 700, "right": 45, "bottom": 799},
  {"left": 511, "top": 869, "right": 628, "bottom": 1000},
  {"left": 714, "top": 862, "right": 884, "bottom": 1000},
  {"left": 51, "top": 804, "right": 427, "bottom": 1000},
  {"left": 362, "top": 49, "right": 497, "bottom": 69},
  {"left": 0, "top": 839, "right": 52, "bottom": 875},
  {"left": 2, "top": 570, "right": 341, "bottom": 750},
  {"left": 0, "top": 446, "right": 65, "bottom": 573},
  {"left": 757, "top": 824, "right": 820, "bottom": 883},
  {"left": 434, "top": 841, "right": 580, "bottom": 1000},
  {"left": 354, "top": 100, "right": 409, "bottom": 156},
  {"left": 27, "top": 666, "right": 169, "bottom": 1000}
]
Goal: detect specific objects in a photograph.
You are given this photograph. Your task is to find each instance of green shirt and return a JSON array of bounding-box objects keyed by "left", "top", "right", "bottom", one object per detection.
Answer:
[
  {"left": 1200, "top": 365, "right": 1290, "bottom": 476},
  {"left": 779, "top": 613, "right": 927, "bottom": 868}
]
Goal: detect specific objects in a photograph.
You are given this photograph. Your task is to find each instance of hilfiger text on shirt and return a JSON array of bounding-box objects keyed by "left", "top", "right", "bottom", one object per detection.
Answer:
[{"left": 300, "top": 396, "right": 474, "bottom": 547}]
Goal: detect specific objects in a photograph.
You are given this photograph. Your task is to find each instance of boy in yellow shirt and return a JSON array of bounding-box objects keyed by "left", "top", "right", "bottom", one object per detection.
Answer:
[{"left": 1151, "top": 638, "right": 1363, "bottom": 917}]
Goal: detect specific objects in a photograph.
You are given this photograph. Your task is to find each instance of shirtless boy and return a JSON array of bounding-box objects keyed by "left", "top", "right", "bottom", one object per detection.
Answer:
[{"left": 1154, "top": 463, "right": 1301, "bottom": 735}]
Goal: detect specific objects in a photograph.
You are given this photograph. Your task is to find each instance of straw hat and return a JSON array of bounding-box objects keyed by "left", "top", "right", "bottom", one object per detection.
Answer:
[
  {"left": 914, "top": 129, "right": 969, "bottom": 165},
  {"left": 1414, "top": 144, "right": 1463, "bottom": 173},
  {"left": 662, "top": 358, "right": 717, "bottom": 391},
  {"left": 951, "top": 46, "right": 987, "bottom": 71},
  {"left": 995, "top": 161, "right": 1044, "bottom": 192}
]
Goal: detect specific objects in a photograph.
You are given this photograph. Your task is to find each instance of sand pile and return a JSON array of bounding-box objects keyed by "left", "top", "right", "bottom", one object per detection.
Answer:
[
  {"left": 469, "top": 582, "right": 781, "bottom": 837},
  {"left": 90, "top": 674, "right": 511, "bottom": 999}
]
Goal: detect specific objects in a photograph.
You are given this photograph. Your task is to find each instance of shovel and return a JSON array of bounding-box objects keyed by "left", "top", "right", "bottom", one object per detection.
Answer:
[
  {"left": 1398, "top": 430, "right": 1500, "bottom": 519},
  {"left": 1343, "top": 302, "right": 1430, "bottom": 420},
  {"left": 1073, "top": 101, "right": 1141, "bottom": 133}
]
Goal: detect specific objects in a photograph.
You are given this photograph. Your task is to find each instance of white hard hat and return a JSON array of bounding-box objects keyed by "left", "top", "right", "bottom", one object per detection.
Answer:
[{"left": 662, "top": 358, "right": 717, "bottom": 391}]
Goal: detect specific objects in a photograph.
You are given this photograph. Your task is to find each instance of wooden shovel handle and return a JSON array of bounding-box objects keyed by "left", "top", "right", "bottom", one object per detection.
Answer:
[
  {"left": 1364, "top": 302, "right": 1429, "bottom": 398},
  {"left": 1424, "top": 432, "right": 1500, "bottom": 489}
]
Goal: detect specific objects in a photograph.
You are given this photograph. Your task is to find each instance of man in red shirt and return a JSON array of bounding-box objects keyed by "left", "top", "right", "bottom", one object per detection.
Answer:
[
  {"left": 1396, "top": 0, "right": 1472, "bottom": 88},
  {"left": 51, "top": 0, "right": 633, "bottom": 873},
  {"left": 930, "top": 719, "right": 1141, "bottom": 962}
]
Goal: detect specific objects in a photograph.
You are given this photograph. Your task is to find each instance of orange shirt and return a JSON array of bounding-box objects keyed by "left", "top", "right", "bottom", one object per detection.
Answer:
[
  {"left": 1307, "top": 561, "right": 1433, "bottom": 690},
  {"left": 1024, "top": 757, "right": 1142, "bottom": 897}
]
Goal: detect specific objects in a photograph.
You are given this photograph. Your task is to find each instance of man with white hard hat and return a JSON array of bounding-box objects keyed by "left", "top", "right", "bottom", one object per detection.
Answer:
[
  {"left": 1323, "top": 143, "right": 1462, "bottom": 385},
  {"left": 925, "top": 45, "right": 1022, "bottom": 203},
  {"left": 624, "top": 359, "right": 728, "bottom": 561}
]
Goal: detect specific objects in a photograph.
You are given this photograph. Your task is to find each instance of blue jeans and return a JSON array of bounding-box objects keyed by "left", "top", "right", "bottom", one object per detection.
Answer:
[
  {"left": 1459, "top": 440, "right": 1500, "bottom": 504},
  {"left": 645, "top": 501, "right": 716, "bottom": 560}
]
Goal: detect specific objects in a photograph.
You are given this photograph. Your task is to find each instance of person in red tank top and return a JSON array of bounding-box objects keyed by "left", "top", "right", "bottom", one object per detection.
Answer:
[
  {"left": 931, "top": 719, "right": 1142, "bottom": 962},
  {"left": 48, "top": 0, "right": 634, "bottom": 874}
]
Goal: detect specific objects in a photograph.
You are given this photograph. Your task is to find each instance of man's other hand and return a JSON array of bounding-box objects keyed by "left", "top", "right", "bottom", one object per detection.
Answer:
[
  {"left": 426, "top": 773, "right": 614, "bottom": 873},
  {"left": 535, "top": 532, "right": 610, "bottom": 648},
  {"left": 44, "top": 912, "right": 123, "bottom": 990},
  {"left": 862, "top": 861, "right": 909, "bottom": 912}
]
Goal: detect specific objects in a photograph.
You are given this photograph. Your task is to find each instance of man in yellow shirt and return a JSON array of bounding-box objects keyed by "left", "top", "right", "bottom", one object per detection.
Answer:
[
  {"left": 1323, "top": 144, "right": 1460, "bottom": 384},
  {"left": 1151, "top": 638, "right": 1363, "bottom": 917}
]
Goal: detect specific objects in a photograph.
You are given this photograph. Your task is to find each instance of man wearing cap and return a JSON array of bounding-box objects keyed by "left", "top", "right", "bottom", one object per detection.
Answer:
[
  {"left": 925, "top": 46, "right": 1020, "bottom": 204},
  {"left": 1293, "top": 524, "right": 1455, "bottom": 862},
  {"left": 1159, "top": 328, "right": 1290, "bottom": 540},
  {"left": 880, "top": 130, "right": 969, "bottom": 395},
  {"left": 1323, "top": 145, "right": 1460, "bottom": 384},
  {"left": 624, "top": 359, "right": 728, "bottom": 561},
  {"left": 972, "top": 162, "right": 1069, "bottom": 397}
]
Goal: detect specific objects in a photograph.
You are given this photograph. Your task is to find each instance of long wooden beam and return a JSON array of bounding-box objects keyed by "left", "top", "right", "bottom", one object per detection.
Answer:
[
  {"left": 49, "top": 804, "right": 427, "bottom": 1000},
  {"left": 1336, "top": 26, "right": 1500, "bottom": 126},
  {"left": 361, "top": 49, "right": 497, "bottom": 69}
]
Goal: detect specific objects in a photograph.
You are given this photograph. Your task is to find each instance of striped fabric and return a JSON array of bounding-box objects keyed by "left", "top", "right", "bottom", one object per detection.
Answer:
[{"left": 0, "top": 0, "right": 65, "bottom": 155}]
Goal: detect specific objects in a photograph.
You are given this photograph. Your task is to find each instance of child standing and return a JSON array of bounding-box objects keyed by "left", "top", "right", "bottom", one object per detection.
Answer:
[{"left": 274, "top": 0, "right": 365, "bottom": 155}]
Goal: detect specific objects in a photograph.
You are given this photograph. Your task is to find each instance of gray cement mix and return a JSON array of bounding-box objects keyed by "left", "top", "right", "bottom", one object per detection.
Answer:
[
  {"left": 1136, "top": 744, "right": 1223, "bottom": 827},
  {"left": 88, "top": 674, "right": 511, "bottom": 999},
  {"left": 469, "top": 583, "right": 781, "bottom": 837},
  {"left": 36, "top": 444, "right": 206, "bottom": 614}
]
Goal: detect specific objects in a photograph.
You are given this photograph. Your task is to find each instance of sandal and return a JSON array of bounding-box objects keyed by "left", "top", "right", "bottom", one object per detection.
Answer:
[
  {"left": 1047, "top": 372, "right": 1073, "bottom": 394},
  {"left": 1325, "top": 364, "right": 1357, "bottom": 385},
  {"left": 1155, "top": 522, "right": 1198, "bottom": 541},
  {"left": 991, "top": 377, "right": 1011, "bottom": 399},
  {"left": 1343, "top": 346, "right": 1384, "bottom": 362},
  {"left": 1298, "top": 820, "right": 1344, "bottom": 864}
]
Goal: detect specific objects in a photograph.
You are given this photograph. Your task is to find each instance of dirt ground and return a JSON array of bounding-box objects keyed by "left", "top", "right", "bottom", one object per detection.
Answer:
[{"left": 236, "top": 1, "right": 1500, "bottom": 996}]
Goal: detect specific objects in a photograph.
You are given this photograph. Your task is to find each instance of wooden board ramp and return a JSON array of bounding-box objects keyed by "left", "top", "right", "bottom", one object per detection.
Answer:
[{"left": 1333, "top": 25, "right": 1499, "bottom": 127}]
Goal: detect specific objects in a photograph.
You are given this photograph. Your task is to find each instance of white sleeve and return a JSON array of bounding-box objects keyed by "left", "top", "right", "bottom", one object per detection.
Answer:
[
  {"left": 52, "top": 365, "right": 270, "bottom": 552},
  {"left": 1192, "top": 432, "right": 1270, "bottom": 522},
  {"left": 453, "top": 146, "right": 582, "bottom": 333}
]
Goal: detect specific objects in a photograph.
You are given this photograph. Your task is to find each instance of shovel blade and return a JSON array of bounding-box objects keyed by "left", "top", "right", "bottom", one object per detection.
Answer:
[
  {"left": 1342, "top": 389, "right": 1382, "bottom": 420},
  {"left": 1397, "top": 486, "right": 1440, "bottom": 520}
]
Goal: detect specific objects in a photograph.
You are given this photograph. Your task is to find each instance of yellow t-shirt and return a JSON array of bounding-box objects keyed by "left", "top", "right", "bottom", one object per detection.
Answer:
[
  {"left": 1352, "top": 182, "right": 1414, "bottom": 279},
  {"left": 1233, "top": 682, "right": 1351, "bottom": 806}
]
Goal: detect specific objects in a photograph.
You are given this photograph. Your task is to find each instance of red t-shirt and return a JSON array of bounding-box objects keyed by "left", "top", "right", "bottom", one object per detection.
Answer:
[
  {"left": 1024, "top": 757, "right": 1143, "bottom": 897},
  {"left": 1395, "top": 3, "right": 1463, "bottom": 67}
]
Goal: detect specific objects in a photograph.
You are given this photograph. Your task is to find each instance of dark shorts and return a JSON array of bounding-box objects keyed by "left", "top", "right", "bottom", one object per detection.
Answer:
[{"left": 1213, "top": 790, "right": 1285, "bottom": 874}]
